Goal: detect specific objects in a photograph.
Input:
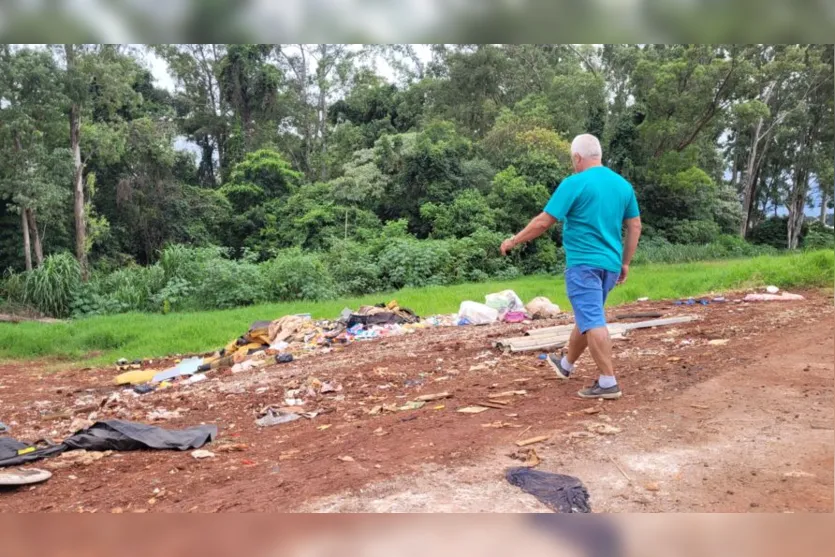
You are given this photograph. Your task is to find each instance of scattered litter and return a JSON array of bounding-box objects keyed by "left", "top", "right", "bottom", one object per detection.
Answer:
[
  {"left": 337, "top": 456, "right": 355, "bottom": 462},
  {"left": 645, "top": 482, "right": 660, "bottom": 492},
  {"left": 398, "top": 401, "right": 425, "bottom": 411},
  {"left": 316, "top": 424, "right": 332, "bottom": 431},
  {"left": 743, "top": 292, "right": 804, "bottom": 302},
  {"left": 568, "top": 431, "right": 595, "bottom": 439},
  {"left": 0, "top": 422, "right": 9, "bottom": 433},
  {"left": 765, "top": 285, "right": 780, "bottom": 294},
  {"left": 152, "top": 357, "right": 203, "bottom": 383},
  {"left": 488, "top": 390, "right": 526, "bottom": 399},
  {"left": 458, "top": 301, "right": 499, "bottom": 325},
  {"left": 516, "top": 435, "right": 550, "bottom": 447},
  {"left": 133, "top": 384, "right": 155, "bottom": 395},
  {"left": 506, "top": 467, "right": 591, "bottom": 513},
  {"left": 503, "top": 311, "right": 527, "bottom": 323},
  {"left": 690, "top": 404, "right": 710, "bottom": 410},
  {"left": 1, "top": 420, "right": 217, "bottom": 469},
  {"left": 215, "top": 443, "right": 247, "bottom": 453},
  {"left": 255, "top": 410, "right": 301, "bottom": 428},
  {"left": 276, "top": 354, "right": 294, "bottom": 364},
  {"left": 586, "top": 423, "right": 621, "bottom": 435},
  {"left": 482, "top": 421, "right": 517, "bottom": 429},
  {"left": 708, "top": 339, "right": 730, "bottom": 346},
  {"left": 319, "top": 382, "right": 341, "bottom": 394},
  {"left": 783, "top": 471, "right": 815, "bottom": 479},
  {"left": 525, "top": 297, "right": 561, "bottom": 319},
  {"left": 147, "top": 408, "right": 184, "bottom": 421},
  {"left": 432, "top": 405, "right": 445, "bottom": 410},
  {"left": 479, "top": 401, "right": 511, "bottom": 409},
  {"left": 0, "top": 468, "right": 52, "bottom": 486},
  {"left": 510, "top": 448, "right": 541, "bottom": 468},
  {"left": 457, "top": 406, "right": 490, "bottom": 414},
  {"left": 537, "top": 354, "right": 548, "bottom": 360},
  {"left": 637, "top": 297, "right": 649, "bottom": 302},
  {"left": 191, "top": 449, "right": 215, "bottom": 459},
  {"left": 485, "top": 290, "right": 526, "bottom": 317},
  {"left": 414, "top": 392, "right": 451, "bottom": 402}
]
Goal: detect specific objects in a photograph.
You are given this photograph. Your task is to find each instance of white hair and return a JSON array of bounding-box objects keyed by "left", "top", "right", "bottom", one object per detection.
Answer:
[{"left": 570, "top": 134, "right": 602, "bottom": 159}]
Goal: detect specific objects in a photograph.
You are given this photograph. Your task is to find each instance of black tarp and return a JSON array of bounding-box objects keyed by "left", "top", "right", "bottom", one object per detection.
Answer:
[
  {"left": 506, "top": 467, "right": 591, "bottom": 513},
  {"left": 0, "top": 420, "right": 217, "bottom": 468}
]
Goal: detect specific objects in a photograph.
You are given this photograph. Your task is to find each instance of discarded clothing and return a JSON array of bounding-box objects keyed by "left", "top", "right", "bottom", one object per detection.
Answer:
[
  {"left": 0, "top": 420, "right": 217, "bottom": 468},
  {"left": 63, "top": 420, "right": 216, "bottom": 452},
  {"left": 506, "top": 467, "right": 591, "bottom": 513},
  {"left": 256, "top": 409, "right": 301, "bottom": 427},
  {"left": 346, "top": 301, "right": 419, "bottom": 328}
]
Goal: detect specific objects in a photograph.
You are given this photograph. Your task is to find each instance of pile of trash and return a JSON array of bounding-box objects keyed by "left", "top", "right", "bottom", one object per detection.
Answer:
[
  {"left": 458, "top": 290, "right": 560, "bottom": 325},
  {"left": 113, "top": 292, "right": 561, "bottom": 391}
]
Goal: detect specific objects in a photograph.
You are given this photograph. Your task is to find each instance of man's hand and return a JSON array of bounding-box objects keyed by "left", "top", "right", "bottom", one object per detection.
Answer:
[
  {"left": 617, "top": 264, "right": 629, "bottom": 284},
  {"left": 500, "top": 238, "right": 516, "bottom": 256}
]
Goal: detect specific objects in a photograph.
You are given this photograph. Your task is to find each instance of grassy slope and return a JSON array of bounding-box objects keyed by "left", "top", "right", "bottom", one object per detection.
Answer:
[{"left": 1, "top": 250, "right": 832, "bottom": 366}]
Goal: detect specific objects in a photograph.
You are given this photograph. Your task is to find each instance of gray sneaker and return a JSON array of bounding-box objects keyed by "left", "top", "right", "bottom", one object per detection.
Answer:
[
  {"left": 547, "top": 353, "right": 571, "bottom": 379},
  {"left": 577, "top": 381, "right": 622, "bottom": 400}
]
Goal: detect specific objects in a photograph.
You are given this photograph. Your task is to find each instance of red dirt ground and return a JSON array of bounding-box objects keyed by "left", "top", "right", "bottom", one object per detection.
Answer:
[{"left": 1, "top": 289, "right": 832, "bottom": 512}]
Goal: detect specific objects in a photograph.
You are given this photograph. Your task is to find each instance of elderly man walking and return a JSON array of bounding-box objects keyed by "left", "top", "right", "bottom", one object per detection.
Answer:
[{"left": 501, "top": 134, "right": 642, "bottom": 399}]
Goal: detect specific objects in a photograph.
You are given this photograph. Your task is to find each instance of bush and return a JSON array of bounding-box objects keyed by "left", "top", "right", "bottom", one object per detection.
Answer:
[
  {"left": 749, "top": 217, "right": 807, "bottom": 249},
  {"left": 802, "top": 222, "right": 834, "bottom": 250},
  {"left": 261, "top": 249, "right": 337, "bottom": 301},
  {"left": 377, "top": 238, "right": 453, "bottom": 288},
  {"left": 664, "top": 219, "right": 721, "bottom": 244},
  {"left": 323, "top": 240, "right": 383, "bottom": 296},
  {"left": 194, "top": 258, "right": 266, "bottom": 309},
  {"left": 20, "top": 253, "right": 81, "bottom": 318}
]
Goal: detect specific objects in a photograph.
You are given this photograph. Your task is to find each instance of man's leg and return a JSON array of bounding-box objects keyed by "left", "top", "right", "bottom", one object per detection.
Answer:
[
  {"left": 577, "top": 269, "right": 621, "bottom": 399},
  {"left": 585, "top": 326, "right": 614, "bottom": 376},
  {"left": 549, "top": 324, "right": 587, "bottom": 379},
  {"left": 566, "top": 325, "right": 588, "bottom": 364}
]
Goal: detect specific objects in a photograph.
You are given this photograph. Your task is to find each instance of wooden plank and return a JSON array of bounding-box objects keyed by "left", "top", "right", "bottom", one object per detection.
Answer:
[
  {"left": 515, "top": 435, "right": 550, "bottom": 447},
  {"left": 621, "top": 315, "right": 698, "bottom": 330},
  {"left": 615, "top": 312, "right": 663, "bottom": 320}
]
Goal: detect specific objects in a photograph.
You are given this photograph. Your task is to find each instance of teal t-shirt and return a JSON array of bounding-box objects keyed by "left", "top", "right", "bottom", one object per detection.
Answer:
[{"left": 544, "top": 166, "right": 640, "bottom": 273}]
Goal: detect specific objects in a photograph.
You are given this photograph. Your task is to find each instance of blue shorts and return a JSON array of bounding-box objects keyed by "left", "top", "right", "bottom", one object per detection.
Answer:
[{"left": 565, "top": 265, "right": 620, "bottom": 334}]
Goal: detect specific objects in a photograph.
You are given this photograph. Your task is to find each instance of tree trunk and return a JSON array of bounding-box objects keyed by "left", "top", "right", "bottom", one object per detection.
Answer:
[
  {"left": 319, "top": 87, "right": 328, "bottom": 181},
  {"left": 21, "top": 209, "right": 32, "bottom": 272},
  {"left": 787, "top": 168, "right": 809, "bottom": 249},
  {"left": 820, "top": 190, "right": 829, "bottom": 224},
  {"left": 65, "top": 44, "right": 88, "bottom": 279},
  {"left": 739, "top": 119, "right": 765, "bottom": 237},
  {"left": 27, "top": 208, "right": 44, "bottom": 266}
]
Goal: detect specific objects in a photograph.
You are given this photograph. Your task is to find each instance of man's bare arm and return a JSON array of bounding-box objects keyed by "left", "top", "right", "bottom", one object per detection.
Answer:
[
  {"left": 500, "top": 212, "right": 557, "bottom": 255},
  {"left": 618, "top": 216, "right": 642, "bottom": 284}
]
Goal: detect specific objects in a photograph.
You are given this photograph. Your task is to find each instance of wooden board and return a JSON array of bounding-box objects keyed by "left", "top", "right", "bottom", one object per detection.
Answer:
[{"left": 494, "top": 316, "right": 697, "bottom": 352}]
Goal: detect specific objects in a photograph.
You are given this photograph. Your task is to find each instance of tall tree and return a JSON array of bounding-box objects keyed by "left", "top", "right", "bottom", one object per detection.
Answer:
[
  {"left": 153, "top": 44, "right": 229, "bottom": 187},
  {"left": 60, "top": 44, "right": 139, "bottom": 278},
  {"left": 0, "top": 46, "right": 70, "bottom": 270}
]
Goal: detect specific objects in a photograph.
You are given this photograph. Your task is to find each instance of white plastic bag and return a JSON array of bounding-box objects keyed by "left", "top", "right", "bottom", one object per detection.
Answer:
[
  {"left": 458, "top": 301, "right": 499, "bottom": 325},
  {"left": 484, "top": 290, "right": 525, "bottom": 315}
]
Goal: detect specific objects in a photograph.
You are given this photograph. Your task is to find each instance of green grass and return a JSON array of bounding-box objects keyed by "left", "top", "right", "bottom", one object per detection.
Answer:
[{"left": 1, "top": 250, "right": 832, "bottom": 367}]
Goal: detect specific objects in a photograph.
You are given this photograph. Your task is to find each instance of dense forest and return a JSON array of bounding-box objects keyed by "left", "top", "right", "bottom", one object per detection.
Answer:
[{"left": 1, "top": 44, "right": 833, "bottom": 317}]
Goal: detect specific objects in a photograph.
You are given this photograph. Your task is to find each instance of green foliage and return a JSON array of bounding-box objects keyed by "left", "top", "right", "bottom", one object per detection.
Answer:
[
  {"left": 802, "top": 221, "right": 834, "bottom": 250},
  {"left": 261, "top": 249, "right": 337, "bottom": 301},
  {"left": 15, "top": 253, "right": 81, "bottom": 318}
]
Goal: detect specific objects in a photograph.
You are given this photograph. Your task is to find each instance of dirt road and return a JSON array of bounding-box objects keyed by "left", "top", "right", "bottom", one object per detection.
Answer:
[{"left": 1, "top": 289, "right": 832, "bottom": 512}]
